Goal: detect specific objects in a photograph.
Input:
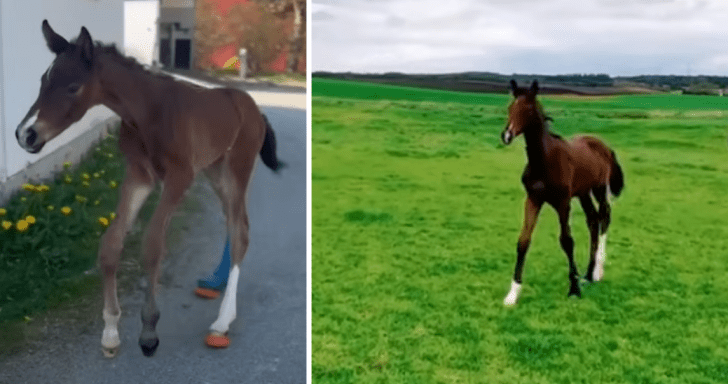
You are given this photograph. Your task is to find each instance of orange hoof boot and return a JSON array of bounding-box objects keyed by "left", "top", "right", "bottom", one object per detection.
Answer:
[
  {"left": 205, "top": 332, "right": 230, "bottom": 348},
  {"left": 194, "top": 287, "right": 221, "bottom": 300}
]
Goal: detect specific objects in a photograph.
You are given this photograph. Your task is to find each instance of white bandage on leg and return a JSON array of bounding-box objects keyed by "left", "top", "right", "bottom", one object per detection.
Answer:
[{"left": 210, "top": 265, "right": 240, "bottom": 334}]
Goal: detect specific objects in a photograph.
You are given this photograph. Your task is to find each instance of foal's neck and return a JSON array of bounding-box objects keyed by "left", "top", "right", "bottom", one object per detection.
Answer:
[
  {"left": 96, "top": 53, "right": 159, "bottom": 127},
  {"left": 523, "top": 118, "right": 550, "bottom": 174}
]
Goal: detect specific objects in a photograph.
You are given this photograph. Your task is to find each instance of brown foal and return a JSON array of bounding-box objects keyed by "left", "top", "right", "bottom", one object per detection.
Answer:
[
  {"left": 16, "top": 21, "right": 281, "bottom": 356},
  {"left": 501, "top": 80, "right": 624, "bottom": 305}
]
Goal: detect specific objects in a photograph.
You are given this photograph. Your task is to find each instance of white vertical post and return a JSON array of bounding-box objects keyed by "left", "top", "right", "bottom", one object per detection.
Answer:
[
  {"left": 239, "top": 48, "right": 247, "bottom": 78},
  {"left": 0, "top": 2, "right": 7, "bottom": 184}
]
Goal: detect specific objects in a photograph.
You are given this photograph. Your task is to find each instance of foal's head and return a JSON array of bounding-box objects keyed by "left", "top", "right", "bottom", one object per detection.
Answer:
[
  {"left": 16, "top": 20, "right": 100, "bottom": 154},
  {"left": 501, "top": 80, "right": 548, "bottom": 145}
]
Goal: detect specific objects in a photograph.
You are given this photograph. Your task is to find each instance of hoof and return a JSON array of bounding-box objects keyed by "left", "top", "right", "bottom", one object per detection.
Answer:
[
  {"left": 102, "top": 346, "right": 119, "bottom": 358},
  {"left": 195, "top": 287, "right": 221, "bottom": 300},
  {"left": 205, "top": 332, "right": 230, "bottom": 349},
  {"left": 568, "top": 288, "right": 582, "bottom": 298},
  {"left": 139, "top": 337, "right": 159, "bottom": 357}
]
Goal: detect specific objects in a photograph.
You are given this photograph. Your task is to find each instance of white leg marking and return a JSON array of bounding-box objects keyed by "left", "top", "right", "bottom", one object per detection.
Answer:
[
  {"left": 125, "top": 185, "right": 154, "bottom": 230},
  {"left": 210, "top": 265, "right": 240, "bottom": 334},
  {"left": 593, "top": 234, "right": 607, "bottom": 281},
  {"left": 101, "top": 309, "right": 121, "bottom": 349},
  {"left": 503, "top": 280, "right": 522, "bottom": 306}
]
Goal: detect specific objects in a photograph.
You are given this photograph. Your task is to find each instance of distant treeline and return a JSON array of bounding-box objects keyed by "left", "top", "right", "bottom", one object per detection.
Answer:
[
  {"left": 314, "top": 71, "right": 728, "bottom": 94},
  {"left": 315, "top": 71, "right": 614, "bottom": 87},
  {"left": 616, "top": 75, "right": 728, "bottom": 90}
]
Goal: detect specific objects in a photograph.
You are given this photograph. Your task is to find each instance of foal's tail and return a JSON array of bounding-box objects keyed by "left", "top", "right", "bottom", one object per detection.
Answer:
[
  {"left": 260, "top": 114, "right": 283, "bottom": 172},
  {"left": 609, "top": 150, "right": 624, "bottom": 197}
]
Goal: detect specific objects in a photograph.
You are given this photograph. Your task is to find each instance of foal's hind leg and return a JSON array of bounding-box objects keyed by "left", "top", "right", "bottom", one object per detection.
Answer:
[
  {"left": 99, "top": 162, "right": 154, "bottom": 357},
  {"left": 556, "top": 200, "right": 581, "bottom": 297},
  {"left": 204, "top": 150, "right": 257, "bottom": 347},
  {"left": 592, "top": 187, "right": 611, "bottom": 281},
  {"left": 579, "top": 194, "right": 601, "bottom": 282},
  {"left": 504, "top": 196, "right": 543, "bottom": 306},
  {"left": 138, "top": 167, "right": 194, "bottom": 357}
]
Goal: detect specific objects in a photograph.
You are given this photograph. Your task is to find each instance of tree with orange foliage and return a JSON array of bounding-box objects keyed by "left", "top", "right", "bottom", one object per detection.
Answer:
[
  {"left": 194, "top": 0, "right": 229, "bottom": 70},
  {"left": 225, "top": 2, "right": 288, "bottom": 75}
]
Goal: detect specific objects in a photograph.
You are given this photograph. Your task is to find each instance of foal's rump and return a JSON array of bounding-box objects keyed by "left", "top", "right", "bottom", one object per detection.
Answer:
[{"left": 568, "top": 135, "right": 621, "bottom": 195}]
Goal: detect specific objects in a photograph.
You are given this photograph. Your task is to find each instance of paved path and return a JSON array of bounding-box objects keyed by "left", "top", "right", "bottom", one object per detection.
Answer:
[{"left": 0, "top": 88, "right": 307, "bottom": 384}]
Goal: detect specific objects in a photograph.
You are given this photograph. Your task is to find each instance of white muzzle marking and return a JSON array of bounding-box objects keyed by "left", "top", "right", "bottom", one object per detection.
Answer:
[{"left": 17, "top": 110, "right": 39, "bottom": 151}]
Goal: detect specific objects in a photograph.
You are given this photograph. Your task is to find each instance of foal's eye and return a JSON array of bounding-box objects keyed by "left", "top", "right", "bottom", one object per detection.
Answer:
[{"left": 67, "top": 84, "right": 82, "bottom": 95}]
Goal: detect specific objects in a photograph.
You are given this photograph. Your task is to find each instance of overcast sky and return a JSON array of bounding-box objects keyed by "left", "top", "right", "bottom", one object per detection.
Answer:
[{"left": 312, "top": 0, "right": 728, "bottom": 76}]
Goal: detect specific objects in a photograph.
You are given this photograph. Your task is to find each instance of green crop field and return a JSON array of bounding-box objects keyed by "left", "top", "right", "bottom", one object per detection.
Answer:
[{"left": 312, "top": 78, "right": 728, "bottom": 383}]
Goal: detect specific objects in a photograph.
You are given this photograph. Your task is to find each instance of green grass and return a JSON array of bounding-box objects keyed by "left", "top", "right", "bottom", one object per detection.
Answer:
[{"left": 312, "top": 78, "right": 728, "bottom": 383}]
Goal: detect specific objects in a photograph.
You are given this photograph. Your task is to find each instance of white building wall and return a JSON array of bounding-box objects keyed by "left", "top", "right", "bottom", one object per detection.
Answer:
[
  {"left": 124, "top": 1, "right": 159, "bottom": 66},
  {"left": 0, "top": 0, "right": 159, "bottom": 202}
]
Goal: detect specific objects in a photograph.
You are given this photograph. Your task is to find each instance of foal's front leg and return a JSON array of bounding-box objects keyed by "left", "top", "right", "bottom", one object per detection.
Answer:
[
  {"left": 99, "top": 164, "right": 154, "bottom": 357},
  {"left": 138, "top": 170, "right": 193, "bottom": 357},
  {"left": 504, "top": 196, "right": 543, "bottom": 306}
]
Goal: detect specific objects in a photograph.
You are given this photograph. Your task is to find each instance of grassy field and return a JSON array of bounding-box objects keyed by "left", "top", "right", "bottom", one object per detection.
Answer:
[{"left": 312, "top": 78, "right": 728, "bottom": 383}]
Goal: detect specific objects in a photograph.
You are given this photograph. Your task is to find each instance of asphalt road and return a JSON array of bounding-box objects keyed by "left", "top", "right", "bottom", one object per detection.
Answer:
[{"left": 0, "top": 92, "right": 306, "bottom": 383}]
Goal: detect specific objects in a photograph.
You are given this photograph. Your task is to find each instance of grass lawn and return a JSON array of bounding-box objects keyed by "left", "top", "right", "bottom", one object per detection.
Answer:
[{"left": 312, "top": 78, "right": 728, "bottom": 383}]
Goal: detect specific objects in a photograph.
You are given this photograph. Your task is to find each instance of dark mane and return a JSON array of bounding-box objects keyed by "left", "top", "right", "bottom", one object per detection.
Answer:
[
  {"left": 75, "top": 39, "right": 176, "bottom": 83},
  {"left": 543, "top": 115, "right": 564, "bottom": 141}
]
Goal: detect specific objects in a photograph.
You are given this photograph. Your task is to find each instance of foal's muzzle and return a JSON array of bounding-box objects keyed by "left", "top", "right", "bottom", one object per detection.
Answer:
[
  {"left": 501, "top": 129, "right": 513, "bottom": 145},
  {"left": 16, "top": 125, "right": 44, "bottom": 154}
]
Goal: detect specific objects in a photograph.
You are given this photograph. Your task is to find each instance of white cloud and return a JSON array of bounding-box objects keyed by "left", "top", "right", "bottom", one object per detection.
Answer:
[{"left": 312, "top": 0, "right": 728, "bottom": 75}]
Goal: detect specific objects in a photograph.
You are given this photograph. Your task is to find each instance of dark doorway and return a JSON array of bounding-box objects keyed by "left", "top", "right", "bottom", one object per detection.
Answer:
[
  {"left": 174, "top": 39, "right": 191, "bottom": 69},
  {"left": 160, "top": 39, "right": 171, "bottom": 68}
]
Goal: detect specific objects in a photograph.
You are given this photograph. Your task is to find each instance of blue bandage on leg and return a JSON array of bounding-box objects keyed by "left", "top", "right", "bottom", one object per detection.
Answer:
[{"left": 197, "top": 236, "right": 231, "bottom": 290}]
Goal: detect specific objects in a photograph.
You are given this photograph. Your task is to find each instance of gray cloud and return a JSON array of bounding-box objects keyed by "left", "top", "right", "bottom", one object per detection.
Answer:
[{"left": 312, "top": 0, "right": 728, "bottom": 75}]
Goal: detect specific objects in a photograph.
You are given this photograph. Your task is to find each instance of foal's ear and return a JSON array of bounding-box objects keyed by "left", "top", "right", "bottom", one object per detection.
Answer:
[
  {"left": 76, "top": 26, "right": 94, "bottom": 66},
  {"left": 42, "top": 20, "right": 69, "bottom": 55},
  {"left": 510, "top": 79, "right": 522, "bottom": 96},
  {"left": 530, "top": 80, "right": 539, "bottom": 95}
]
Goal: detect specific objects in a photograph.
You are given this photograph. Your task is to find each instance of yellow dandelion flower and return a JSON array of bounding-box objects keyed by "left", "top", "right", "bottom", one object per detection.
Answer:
[
  {"left": 61, "top": 206, "right": 72, "bottom": 216},
  {"left": 37, "top": 184, "right": 50, "bottom": 192},
  {"left": 47, "top": 205, "right": 55, "bottom": 211},
  {"left": 20, "top": 197, "right": 26, "bottom": 202},
  {"left": 75, "top": 195, "right": 87, "bottom": 203},
  {"left": 0, "top": 208, "right": 6, "bottom": 216},
  {"left": 82, "top": 181, "right": 90, "bottom": 188},
  {"left": 109, "top": 212, "right": 117, "bottom": 220},
  {"left": 2, "top": 220, "right": 12, "bottom": 230},
  {"left": 98, "top": 217, "right": 110, "bottom": 227},
  {"left": 64, "top": 174, "right": 73, "bottom": 184},
  {"left": 16, "top": 220, "right": 29, "bottom": 232},
  {"left": 22, "top": 183, "right": 35, "bottom": 191},
  {"left": 82, "top": 173, "right": 91, "bottom": 180},
  {"left": 107, "top": 153, "right": 114, "bottom": 159},
  {"left": 93, "top": 172, "right": 100, "bottom": 178},
  {"left": 25, "top": 215, "right": 36, "bottom": 225},
  {"left": 100, "top": 170, "right": 106, "bottom": 175},
  {"left": 94, "top": 200, "right": 100, "bottom": 206},
  {"left": 109, "top": 181, "right": 118, "bottom": 188},
  {"left": 63, "top": 162, "right": 72, "bottom": 169}
]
